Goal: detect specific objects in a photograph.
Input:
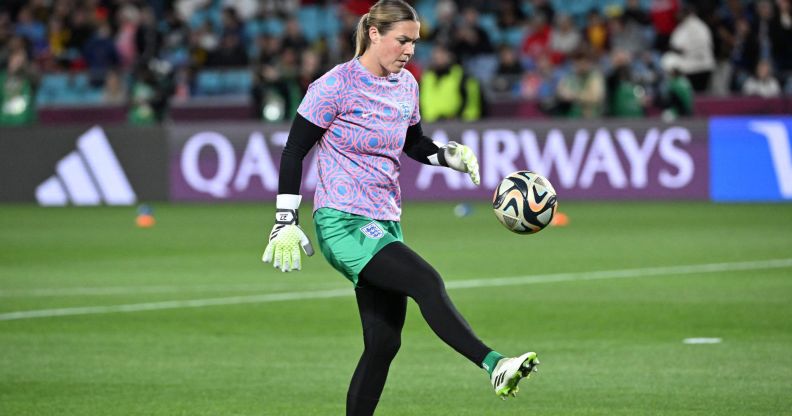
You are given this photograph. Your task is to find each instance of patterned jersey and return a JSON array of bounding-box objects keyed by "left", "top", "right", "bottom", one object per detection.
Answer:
[{"left": 298, "top": 58, "right": 420, "bottom": 221}]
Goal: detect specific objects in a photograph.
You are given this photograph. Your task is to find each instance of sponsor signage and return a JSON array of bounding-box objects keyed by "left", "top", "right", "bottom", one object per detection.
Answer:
[
  {"left": 0, "top": 125, "right": 168, "bottom": 205},
  {"left": 168, "top": 120, "right": 709, "bottom": 201},
  {"left": 36, "top": 126, "right": 136, "bottom": 206},
  {"left": 710, "top": 117, "right": 792, "bottom": 201},
  {"left": 11, "top": 119, "right": 769, "bottom": 204}
]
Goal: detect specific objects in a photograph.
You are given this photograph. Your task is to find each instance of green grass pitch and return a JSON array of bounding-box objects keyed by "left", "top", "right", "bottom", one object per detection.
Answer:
[{"left": 1, "top": 201, "right": 791, "bottom": 415}]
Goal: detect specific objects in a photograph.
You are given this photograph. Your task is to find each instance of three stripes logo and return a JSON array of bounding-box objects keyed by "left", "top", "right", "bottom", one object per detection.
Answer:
[
  {"left": 35, "top": 126, "right": 137, "bottom": 206},
  {"left": 493, "top": 371, "right": 506, "bottom": 387}
]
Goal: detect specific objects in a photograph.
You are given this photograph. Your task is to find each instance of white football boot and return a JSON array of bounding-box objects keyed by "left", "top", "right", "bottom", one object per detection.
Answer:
[{"left": 490, "top": 352, "right": 540, "bottom": 399}]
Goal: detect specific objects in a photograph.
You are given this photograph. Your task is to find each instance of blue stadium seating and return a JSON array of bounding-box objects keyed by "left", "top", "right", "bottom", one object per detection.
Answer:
[
  {"left": 193, "top": 69, "right": 252, "bottom": 97},
  {"left": 36, "top": 73, "right": 103, "bottom": 106}
]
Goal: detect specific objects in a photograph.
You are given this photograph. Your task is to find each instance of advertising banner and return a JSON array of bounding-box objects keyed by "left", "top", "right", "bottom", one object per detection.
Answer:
[
  {"left": 710, "top": 117, "right": 792, "bottom": 202},
  {"left": 168, "top": 120, "right": 710, "bottom": 202},
  {"left": 0, "top": 125, "right": 168, "bottom": 204}
]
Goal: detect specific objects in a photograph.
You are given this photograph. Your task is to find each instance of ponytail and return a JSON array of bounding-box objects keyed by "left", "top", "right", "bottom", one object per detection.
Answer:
[{"left": 354, "top": 13, "right": 370, "bottom": 57}]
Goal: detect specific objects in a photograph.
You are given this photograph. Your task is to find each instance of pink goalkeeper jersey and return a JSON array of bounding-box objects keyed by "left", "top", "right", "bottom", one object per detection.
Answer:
[{"left": 298, "top": 58, "right": 421, "bottom": 221}]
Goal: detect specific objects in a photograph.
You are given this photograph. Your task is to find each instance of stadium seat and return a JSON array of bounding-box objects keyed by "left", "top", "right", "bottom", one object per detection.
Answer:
[
  {"left": 194, "top": 69, "right": 252, "bottom": 97},
  {"left": 36, "top": 73, "right": 103, "bottom": 106}
]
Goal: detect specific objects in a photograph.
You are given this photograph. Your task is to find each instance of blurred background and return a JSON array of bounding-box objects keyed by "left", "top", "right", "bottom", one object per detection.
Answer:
[
  {"left": 2, "top": 2, "right": 792, "bottom": 415},
  {"left": 1, "top": 0, "right": 790, "bottom": 125}
]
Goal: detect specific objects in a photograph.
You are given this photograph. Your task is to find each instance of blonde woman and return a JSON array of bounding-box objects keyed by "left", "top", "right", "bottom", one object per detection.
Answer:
[{"left": 262, "top": 1, "right": 539, "bottom": 414}]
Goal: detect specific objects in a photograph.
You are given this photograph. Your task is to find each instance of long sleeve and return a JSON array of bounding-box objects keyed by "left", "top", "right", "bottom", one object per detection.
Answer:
[{"left": 278, "top": 113, "right": 327, "bottom": 194}]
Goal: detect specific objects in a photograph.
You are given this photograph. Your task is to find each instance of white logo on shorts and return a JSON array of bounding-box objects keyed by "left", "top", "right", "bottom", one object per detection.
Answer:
[{"left": 360, "top": 222, "right": 385, "bottom": 239}]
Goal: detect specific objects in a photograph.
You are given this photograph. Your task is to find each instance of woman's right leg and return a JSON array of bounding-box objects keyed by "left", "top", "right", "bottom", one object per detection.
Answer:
[{"left": 347, "top": 284, "right": 407, "bottom": 416}]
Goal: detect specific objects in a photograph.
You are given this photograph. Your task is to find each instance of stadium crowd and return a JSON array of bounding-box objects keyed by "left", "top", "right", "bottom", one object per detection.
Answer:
[{"left": 1, "top": 0, "right": 791, "bottom": 125}]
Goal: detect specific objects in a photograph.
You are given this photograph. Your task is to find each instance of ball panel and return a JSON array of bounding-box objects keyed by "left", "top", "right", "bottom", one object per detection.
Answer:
[{"left": 492, "top": 170, "right": 557, "bottom": 235}]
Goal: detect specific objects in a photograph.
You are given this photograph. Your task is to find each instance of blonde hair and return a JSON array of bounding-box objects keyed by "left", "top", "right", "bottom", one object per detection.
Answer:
[{"left": 354, "top": 0, "right": 418, "bottom": 57}]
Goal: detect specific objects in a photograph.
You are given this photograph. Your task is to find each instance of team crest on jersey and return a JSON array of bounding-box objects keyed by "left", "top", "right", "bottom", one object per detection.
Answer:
[
  {"left": 398, "top": 101, "right": 411, "bottom": 121},
  {"left": 360, "top": 222, "right": 385, "bottom": 239}
]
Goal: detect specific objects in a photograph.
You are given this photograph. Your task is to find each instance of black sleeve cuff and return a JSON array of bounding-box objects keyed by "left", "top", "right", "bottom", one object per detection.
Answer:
[{"left": 403, "top": 122, "right": 441, "bottom": 165}]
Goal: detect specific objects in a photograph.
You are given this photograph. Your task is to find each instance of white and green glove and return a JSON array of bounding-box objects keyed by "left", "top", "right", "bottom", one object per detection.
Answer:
[
  {"left": 430, "top": 141, "right": 481, "bottom": 185},
  {"left": 262, "top": 194, "right": 314, "bottom": 272}
]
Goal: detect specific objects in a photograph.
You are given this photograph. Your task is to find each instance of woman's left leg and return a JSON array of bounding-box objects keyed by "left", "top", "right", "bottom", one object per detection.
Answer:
[{"left": 358, "top": 241, "right": 492, "bottom": 367}]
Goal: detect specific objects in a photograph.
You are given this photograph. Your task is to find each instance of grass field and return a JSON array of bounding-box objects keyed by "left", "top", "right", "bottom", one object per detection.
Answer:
[{"left": 1, "top": 201, "right": 791, "bottom": 415}]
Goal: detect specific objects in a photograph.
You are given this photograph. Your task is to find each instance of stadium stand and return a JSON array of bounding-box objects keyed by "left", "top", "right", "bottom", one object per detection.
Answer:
[{"left": 1, "top": 0, "right": 790, "bottom": 124}]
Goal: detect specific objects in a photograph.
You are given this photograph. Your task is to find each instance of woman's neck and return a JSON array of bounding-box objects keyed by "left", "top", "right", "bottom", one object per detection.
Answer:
[{"left": 358, "top": 52, "right": 388, "bottom": 77}]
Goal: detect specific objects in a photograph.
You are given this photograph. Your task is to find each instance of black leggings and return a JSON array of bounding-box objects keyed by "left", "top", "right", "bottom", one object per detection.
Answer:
[{"left": 346, "top": 241, "right": 491, "bottom": 416}]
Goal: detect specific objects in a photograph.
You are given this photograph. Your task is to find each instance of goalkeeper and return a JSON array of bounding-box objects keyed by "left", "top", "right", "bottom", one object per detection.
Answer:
[{"left": 262, "top": 1, "right": 538, "bottom": 414}]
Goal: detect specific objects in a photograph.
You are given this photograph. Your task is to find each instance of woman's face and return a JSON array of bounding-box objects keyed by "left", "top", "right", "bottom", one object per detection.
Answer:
[{"left": 369, "top": 20, "right": 420, "bottom": 75}]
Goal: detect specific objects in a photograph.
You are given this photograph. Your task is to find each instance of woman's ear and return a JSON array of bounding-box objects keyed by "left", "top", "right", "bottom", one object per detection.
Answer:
[{"left": 368, "top": 26, "right": 380, "bottom": 45}]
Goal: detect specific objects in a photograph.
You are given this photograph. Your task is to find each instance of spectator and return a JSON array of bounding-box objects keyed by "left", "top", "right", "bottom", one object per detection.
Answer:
[
  {"left": 495, "top": 0, "right": 526, "bottom": 47},
  {"left": 420, "top": 46, "right": 482, "bottom": 122},
  {"left": 451, "top": 7, "right": 494, "bottom": 64},
  {"left": 66, "top": 6, "right": 94, "bottom": 56},
  {"left": 206, "top": 32, "right": 248, "bottom": 67},
  {"left": 606, "top": 49, "right": 647, "bottom": 117},
  {"left": 770, "top": 0, "right": 792, "bottom": 80},
  {"left": 730, "top": 17, "right": 760, "bottom": 91},
  {"left": 135, "top": 7, "right": 160, "bottom": 67},
  {"left": 658, "top": 52, "right": 694, "bottom": 120},
  {"left": 624, "top": 0, "right": 652, "bottom": 28},
  {"left": 297, "top": 49, "right": 321, "bottom": 94},
  {"left": 0, "top": 12, "right": 12, "bottom": 54},
  {"left": 521, "top": 12, "right": 552, "bottom": 64},
  {"left": 429, "top": 0, "right": 457, "bottom": 48},
  {"left": 585, "top": 10, "right": 609, "bottom": 57},
  {"left": 159, "top": 10, "right": 191, "bottom": 69},
  {"left": 491, "top": 44, "right": 523, "bottom": 96},
  {"left": 45, "top": 16, "right": 70, "bottom": 68},
  {"left": 522, "top": 53, "right": 562, "bottom": 114},
  {"left": 83, "top": 22, "right": 118, "bottom": 87},
  {"left": 220, "top": 6, "right": 245, "bottom": 40},
  {"left": 742, "top": 59, "right": 781, "bottom": 97},
  {"left": 29, "top": 0, "right": 50, "bottom": 24},
  {"left": 632, "top": 50, "right": 663, "bottom": 98},
  {"left": 669, "top": 6, "right": 715, "bottom": 92},
  {"left": 115, "top": 4, "right": 141, "bottom": 69},
  {"left": 127, "top": 60, "right": 174, "bottom": 124},
  {"left": 650, "top": 0, "right": 680, "bottom": 51},
  {"left": 710, "top": 0, "right": 746, "bottom": 95},
  {"left": 556, "top": 49, "right": 605, "bottom": 118},
  {"left": 1, "top": 35, "right": 28, "bottom": 71},
  {"left": 188, "top": 20, "right": 219, "bottom": 68},
  {"left": 250, "top": 62, "right": 299, "bottom": 121},
  {"left": 608, "top": 13, "right": 649, "bottom": 57},
  {"left": 528, "top": 0, "right": 555, "bottom": 24},
  {"left": 13, "top": 6, "right": 47, "bottom": 56},
  {"left": 102, "top": 69, "right": 126, "bottom": 104},
  {"left": 280, "top": 17, "right": 308, "bottom": 54},
  {"left": 549, "top": 14, "right": 581, "bottom": 64},
  {"left": 752, "top": 0, "right": 775, "bottom": 63},
  {"left": 223, "top": 0, "right": 259, "bottom": 21},
  {"left": 0, "top": 48, "right": 37, "bottom": 125},
  {"left": 253, "top": 33, "right": 282, "bottom": 66}
]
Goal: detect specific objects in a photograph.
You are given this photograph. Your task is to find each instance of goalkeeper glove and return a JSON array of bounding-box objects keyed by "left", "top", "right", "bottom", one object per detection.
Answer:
[
  {"left": 262, "top": 194, "right": 314, "bottom": 272},
  {"left": 436, "top": 141, "right": 480, "bottom": 186}
]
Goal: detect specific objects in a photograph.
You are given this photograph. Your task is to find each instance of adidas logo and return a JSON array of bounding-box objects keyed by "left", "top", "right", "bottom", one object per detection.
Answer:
[{"left": 35, "top": 126, "right": 137, "bottom": 206}]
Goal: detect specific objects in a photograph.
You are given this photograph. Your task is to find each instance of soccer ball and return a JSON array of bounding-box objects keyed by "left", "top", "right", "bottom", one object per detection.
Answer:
[{"left": 492, "top": 171, "right": 558, "bottom": 234}]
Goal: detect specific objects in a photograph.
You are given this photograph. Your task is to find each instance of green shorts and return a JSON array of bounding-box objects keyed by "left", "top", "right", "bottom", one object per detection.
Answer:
[{"left": 313, "top": 208, "right": 403, "bottom": 286}]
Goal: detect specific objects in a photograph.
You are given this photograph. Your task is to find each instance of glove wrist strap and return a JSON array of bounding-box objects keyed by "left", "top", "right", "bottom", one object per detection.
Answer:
[
  {"left": 275, "top": 208, "right": 298, "bottom": 225},
  {"left": 436, "top": 147, "right": 449, "bottom": 167}
]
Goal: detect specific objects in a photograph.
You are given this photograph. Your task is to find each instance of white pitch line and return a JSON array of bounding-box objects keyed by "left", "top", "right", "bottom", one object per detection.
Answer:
[
  {"left": 1, "top": 258, "right": 791, "bottom": 321},
  {"left": 0, "top": 282, "right": 344, "bottom": 297}
]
